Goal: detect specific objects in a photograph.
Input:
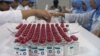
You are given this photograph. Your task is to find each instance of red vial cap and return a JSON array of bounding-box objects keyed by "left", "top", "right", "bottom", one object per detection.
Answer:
[{"left": 70, "top": 35, "right": 78, "bottom": 41}]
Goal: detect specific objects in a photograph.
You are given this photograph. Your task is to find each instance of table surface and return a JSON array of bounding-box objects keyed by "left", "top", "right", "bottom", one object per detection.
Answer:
[{"left": 0, "top": 23, "right": 100, "bottom": 56}]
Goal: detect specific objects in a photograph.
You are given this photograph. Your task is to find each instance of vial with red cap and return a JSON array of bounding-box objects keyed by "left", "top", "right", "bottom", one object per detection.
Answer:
[
  {"left": 15, "top": 24, "right": 32, "bottom": 56},
  {"left": 70, "top": 35, "right": 79, "bottom": 55},
  {"left": 51, "top": 24, "right": 65, "bottom": 56},
  {"left": 31, "top": 24, "right": 41, "bottom": 56},
  {"left": 14, "top": 37, "right": 29, "bottom": 56},
  {"left": 46, "top": 24, "right": 55, "bottom": 56},
  {"left": 55, "top": 23, "right": 72, "bottom": 44},
  {"left": 37, "top": 24, "right": 47, "bottom": 56},
  {"left": 66, "top": 35, "right": 79, "bottom": 56}
]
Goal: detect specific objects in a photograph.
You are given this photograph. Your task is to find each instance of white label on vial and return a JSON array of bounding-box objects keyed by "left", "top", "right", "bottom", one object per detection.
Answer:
[
  {"left": 67, "top": 42, "right": 79, "bottom": 56},
  {"left": 31, "top": 47, "right": 38, "bottom": 56},
  {"left": 18, "top": 48, "right": 29, "bottom": 56},
  {"left": 72, "top": 42, "right": 79, "bottom": 55},
  {"left": 15, "top": 48, "right": 19, "bottom": 56},
  {"left": 54, "top": 46, "right": 64, "bottom": 56},
  {"left": 67, "top": 45, "right": 74, "bottom": 56},
  {"left": 38, "top": 47, "right": 47, "bottom": 56},
  {"left": 47, "top": 47, "right": 54, "bottom": 56}
]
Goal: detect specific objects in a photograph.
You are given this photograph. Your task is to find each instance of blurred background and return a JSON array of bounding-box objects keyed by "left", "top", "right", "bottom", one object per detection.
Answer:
[{"left": 32, "top": 0, "right": 71, "bottom": 9}]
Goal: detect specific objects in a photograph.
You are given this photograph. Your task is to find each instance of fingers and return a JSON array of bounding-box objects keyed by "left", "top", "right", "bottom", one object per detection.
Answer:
[
  {"left": 34, "top": 10, "right": 51, "bottom": 21},
  {"left": 93, "top": 30, "right": 100, "bottom": 37},
  {"left": 41, "top": 10, "right": 51, "bottom": 22},
  {"left": 50, "top": 12, "right": 65, "bottom": 17},
  {"left": 41, "top": 15, "right": 51, "bottom": 22},
  {"left": 50, "top": 12, "right": 58, "bottom": 16}
]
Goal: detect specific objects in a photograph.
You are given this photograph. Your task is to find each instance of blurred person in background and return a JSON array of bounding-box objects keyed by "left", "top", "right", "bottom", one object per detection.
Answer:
[
  {"left": 83, "top": 0, "right": 93, "bottom": 12},
  {"left": 10, "top": 0, "right": 19, "bottom": 10},
  {"left": 49, "top": 0, "right": 62, "bottom": 12},
  {"left": 51, "top": 0, "right": 100, "bottom": 38},
  {"left": 82, "top": 1, "right": 87, "bottom": 12},
  {"left": 71, "top": 0, "right": 85, "bottom": 13},
  {"left": 63, "top": 0, "right": 87, "bottom": 13},
  {"left": 28, "top": 0, "right": 35, "bottom": 9},
  {"left": 0, "top": 0, "right": 51, "bottom": 26},
  {"left": 17, "top": 0, "right": 29, "bottom": 10}
]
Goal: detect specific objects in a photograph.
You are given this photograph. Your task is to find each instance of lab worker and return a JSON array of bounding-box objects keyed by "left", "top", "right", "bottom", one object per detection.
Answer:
[
  {"left": 22, "top": 0, "right": 32, "bottom": 10},
  {"left": 9, "top": 0, "right": 19, "bottom": 10},
  {"left": 71, "top": 0, "right": 84, "bottom": 13},
  {"left": 63, "top": 0, "right": 86, "bottom": 13},
  {"left": 16, "top": 0, "right": 23, "bottom": 10},
  {"left": 26, "top": 0, "right": 39, "bottom": 23},
  {"left": 67, "top": 0, "right": 85, "bottom": 23},
  {"left": 69, "top": 0, "right": 100, "bottom": 32},
  {"left": 27, "top": 0, "right": 35, "bottom": 9},
  {"left": 83, "top": 0, "right": 93, "bottom": 12},
  {"left": 24, "top": 0, "right": 33, "bottom": 10},
  {"left": 17, "top": 0, "right": 29, "bottom": 10},
  {"left": 53, "top": 0, "right": 100, "bottom": 33},
  {"left": 24, "top": 0, "right": 36, "bottom": 10},
  {"left": 90, "top": 0, "right": 100, "bottom": 32},
  {"left": 82, "top": 1, "right": 87, "bottom": 12},
  {"left": 0, "top": 0, "right": 51, "bottom": 26},
  {"left": 49, "top": 0, "right": 65, "bottom": 23},
  {"left": 49, "top": 0, "right": 62, "bottom": 12}
]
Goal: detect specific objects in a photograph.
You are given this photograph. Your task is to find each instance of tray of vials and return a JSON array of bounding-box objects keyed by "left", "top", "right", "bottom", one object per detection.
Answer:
[{"left": 14, "top": 23, "right": 79, "bottom": 56}]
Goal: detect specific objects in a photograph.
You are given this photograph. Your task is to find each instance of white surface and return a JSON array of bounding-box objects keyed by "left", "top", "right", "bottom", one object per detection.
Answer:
[{"left": 0, "top": 23, "right": 100, "bottom": 56}]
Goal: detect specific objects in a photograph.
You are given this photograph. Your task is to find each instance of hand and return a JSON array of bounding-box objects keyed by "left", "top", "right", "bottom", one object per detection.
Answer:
[
  {"left": 35, "top": 10, "right": 52, "bottom": 22},
  {"left": 22, "top": 9, "right": 52, "bottom": 22},
  {"left": 50, "top": 12, "right": 65, "bottom": 17},
  {"left": 93, "top": 30, "right": 100, "bottom": 38}
]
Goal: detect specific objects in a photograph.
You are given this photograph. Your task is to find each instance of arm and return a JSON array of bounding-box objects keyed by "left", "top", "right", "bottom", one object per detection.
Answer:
[
  {"left": 62, "top": 6, "right": 72, "bottom": 13},
  {"left": 0, "top": 9, "right": 51, "bottom": 24},
  {"left": 50, "top": 10, "right": 93, "bottom": 24},
  {"left": 22, "top": 9, "right": 51, "bottom": 22}
]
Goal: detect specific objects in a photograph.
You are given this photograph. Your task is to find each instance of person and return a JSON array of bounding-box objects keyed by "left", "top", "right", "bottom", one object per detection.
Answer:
[
  {"left": 10, "top": 0, "right": 19, "bottom": 10},
  {"left": 83, "top": 0, "right": 93, "bottom": 12},
  {"left": 17, "top": 0, "right": 29, "bottom": 10},
  {"left": 15, "top": 0, "right": 24, "bottom": 10},
  {"left": 49, "top": 0, "right": 62, "bottom": 12},
  {"left": 71, "top": 0, "right": 84, "bottom": 13},
  {"left": 82, "top": 0, "right": 87, "bottom": 12},
  {"left": 22, "top": 0, "right": 35, "bottom": 10},
  {"left": 63, "top": 0, "right": 87, "bottom": 13},
  {"left": 28, "top": 0, "right": 35, "bottom": 9},
  {"left": 21, "top": 0, "right": 29, "bottom": 7},
  {"left": 0, "top": 0, "right": 51, "bottom": 26},
  {"left": 0, "top": 0, "right": 14, "bottom": 11},
  {"left": 23, "top": 0, "right": 36, "bottom": 10},
  {"left": 52, "top": 0, "right": 100, "bottom": 35}
]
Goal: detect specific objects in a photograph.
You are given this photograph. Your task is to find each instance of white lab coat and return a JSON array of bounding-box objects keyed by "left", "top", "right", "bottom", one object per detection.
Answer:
[
  {"left": 15, "top": 5, "right": 34, "bottom": 23},
  {"left": 9, "top": 7, "right": 15, "bottom": 11},
  {"left": 64, "top": 10, "right": 100, "bottom": 32},
  {"left": 0, "top": 10, "right": 22, "bottom": 26},
  {"left": 17, "top": 5, "right": 32, "bottom": 10},
  {"left": 91, "top": 14, "right": 100, "bottom": 32},
  {"left": 9, "top": 6, "right": 20, "bottom": 11},
  {"left": 16, "top": 4, "right": 24, "bottom": 10},
  {"left": 24, "top": 5, "right": 32, "bottom": 10},
  {"left": 91, "top": 21, "right": 100, "bottom": 32}
]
